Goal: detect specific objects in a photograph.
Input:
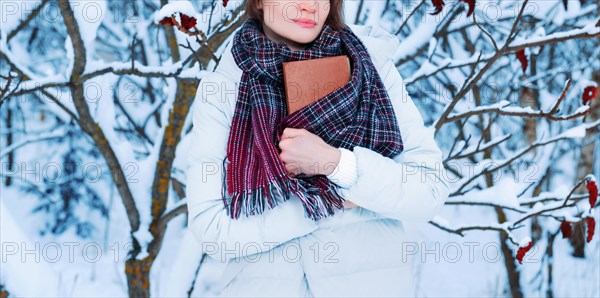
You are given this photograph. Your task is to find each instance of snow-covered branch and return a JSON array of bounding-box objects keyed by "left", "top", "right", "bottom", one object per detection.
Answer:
[{"left": 451, "top": 120, "right": 600, "bottom": 196}]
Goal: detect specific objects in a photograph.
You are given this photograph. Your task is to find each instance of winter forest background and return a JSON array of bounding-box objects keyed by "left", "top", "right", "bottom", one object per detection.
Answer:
[{"left": 1, "top": 0, "right": 599, "bottom": 297}]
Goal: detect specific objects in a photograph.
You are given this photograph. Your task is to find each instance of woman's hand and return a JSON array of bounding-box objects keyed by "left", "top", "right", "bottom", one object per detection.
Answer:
[
  {"left": 278, "top": 127, "right": 359, "bottom": 209},
  {"left": 278, "top": 127, "right": 340, "bottom": 178}
]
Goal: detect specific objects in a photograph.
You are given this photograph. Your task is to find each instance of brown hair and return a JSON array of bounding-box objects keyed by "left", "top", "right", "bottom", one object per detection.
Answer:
[{"left": 243, "top": 0, "right": 346, "bottom": 31}]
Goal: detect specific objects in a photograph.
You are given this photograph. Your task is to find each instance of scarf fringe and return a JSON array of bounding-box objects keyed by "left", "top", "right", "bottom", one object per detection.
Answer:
[
  {"left": 292, "top": 177, "right": 346, "bottom": 221},
  {"left": 221, "top": 155, "right": 346, "bottom": 221}
]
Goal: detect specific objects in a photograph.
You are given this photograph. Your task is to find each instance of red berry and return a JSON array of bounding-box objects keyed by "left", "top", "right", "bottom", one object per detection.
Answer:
[
  {"left": 583, "top": 86, "right": 598, "bottom": 105},
  {"left": 560, "top": 220, "right": 572, "bottom": 238},
  {"left": 516, "top": 241, "right": 533, "bottom": 264},
  {"left": 586, "top": 217, "right": 596, "bottom": 243},
  {"left": 516, "top": 49, "right": 528, "bottom": 73},
  {"left": 587, "top": 179, "right": 598, "bottom": 209}
]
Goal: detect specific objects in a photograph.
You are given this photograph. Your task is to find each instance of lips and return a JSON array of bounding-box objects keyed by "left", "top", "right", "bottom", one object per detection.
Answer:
[{"left": 293, "top": 18, "right": 316, "bottom": 25}]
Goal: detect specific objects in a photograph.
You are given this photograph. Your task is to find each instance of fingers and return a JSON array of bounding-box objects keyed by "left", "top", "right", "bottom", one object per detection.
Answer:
[
  {"left": 284, "top": 162, "right": 300, "bottom": 177},
  {"left": 281, "top": 127, "right": 307, "bottom": 140}
]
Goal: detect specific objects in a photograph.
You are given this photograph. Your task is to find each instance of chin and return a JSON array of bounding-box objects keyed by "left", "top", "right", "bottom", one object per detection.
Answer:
[
  {"left": 292, "top": 36, "right": 318, "bottom": 44},
  {"left": 288, "top": 29, "right": 322, "bottom": 44}
]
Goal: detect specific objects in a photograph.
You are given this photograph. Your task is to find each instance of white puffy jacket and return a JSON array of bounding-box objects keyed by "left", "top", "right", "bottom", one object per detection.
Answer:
[{"left": 186, "top": 23, "right": 450, "bottom": 297}]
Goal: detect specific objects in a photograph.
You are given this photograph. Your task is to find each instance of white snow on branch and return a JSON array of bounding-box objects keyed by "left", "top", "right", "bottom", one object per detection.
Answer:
[
  {"left": 551, "top": 119, "right": 598, "bottom": 140},
  {"left": 430, "top": 216, "right": 520, "bottom": 244},
  {"left": 447, "top": 178, "right": 524, "bottom": 209},
  {"left": 85, "top": 60, "right": 185, "bottom": 77},
  {"left": 586, "top": 174, "right": 597, "bottom": 183},
  {"left": 153, "top": 0, "right": 198, "bottom": 24},
  {"left": 518, "top": 236, "right": 532, "bottom": 247},
  {"left": 393, "top": 21, "right": 438, "bottom": 62},
  {"left": 510, "top": 21, "right": 600, "bottom": 48},
  {"left": 405, "top": 22, "right": 600, "bottom": 84},
  {"left": 447, "top": 100, "right": 511, "bottom": 117},
  {"left": 561, "top": 124, "right": 587, "bottom": 138},
  {"left": 451, "top": 120, "right": 598, "bottom": 191}
]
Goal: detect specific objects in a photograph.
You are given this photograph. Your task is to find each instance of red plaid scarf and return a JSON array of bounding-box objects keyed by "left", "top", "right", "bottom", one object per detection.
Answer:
[{"left": 221, "top": 17, "right": 403, "bottom": 221}]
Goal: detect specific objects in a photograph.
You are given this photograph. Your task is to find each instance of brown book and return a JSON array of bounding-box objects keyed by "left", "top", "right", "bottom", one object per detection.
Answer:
[{"left": 282, "top": 55, "right": 351, "bottom": 115}]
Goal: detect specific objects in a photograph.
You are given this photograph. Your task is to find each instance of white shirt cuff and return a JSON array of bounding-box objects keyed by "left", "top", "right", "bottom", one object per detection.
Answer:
[{"left": 326, "top": 147, "right": 357, "bottom": 189}]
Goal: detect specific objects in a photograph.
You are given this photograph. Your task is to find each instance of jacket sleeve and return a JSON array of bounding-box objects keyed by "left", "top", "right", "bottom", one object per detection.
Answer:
[
  {"left": 337, "top": 58, "right": 450, "bottom": 224},
  {"left": 185, "top": 74, "right": 318, "bottom": 261}
]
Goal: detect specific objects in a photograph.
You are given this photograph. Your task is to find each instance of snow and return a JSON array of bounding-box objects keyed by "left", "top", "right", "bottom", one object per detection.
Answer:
[
  {"left": 430, "top": 215, "right": 450, "bottom": 228},
  {"left": 531, "top": 202, "right": 544, "bottom": 212},
  {"left": 518, "top": 236, "right": 532, "bottom": 247},
  {"left": 561, "top": 125, "right": 587, "bottom": 138},
  {"left": 510, "top": 21, "right": 600, "bottom": 49},
  {"left": 448, "top": 178, "right": 522, "bottom": 209},
  {"left": 70, "top": 1, "right": 106, "bottom": 53},
  {"left": 0, "top": 1, "right": 43, "bottom": 42},
  {"left": 574, "top": 105, "right": 592, "bottom": 115},
  {"left": 84, "top": 60, "right": 185, "bottom": 76},
  {"left": 153, "top": 1, "right": 198, "bottom": 25},
  {"left": 65, "top": 35, "right": 75, "bottom": 78},
  {"left": 586, "top": 174, "right": 597, "bottom": 183},
  {"left": 393, "top": 21, "right": 438, "bottom": 62},
  {"left": 409, "top": 60, "right": 443, "bottom": 82},
  {"left": 1, "top": 198, "right": 60, "bottom": 297},
  {"left": 179, "top": 68, "right": 213, "bottom": 79},
  {"left": 499, "top": 105, "right": 536, "bottom": 114}
]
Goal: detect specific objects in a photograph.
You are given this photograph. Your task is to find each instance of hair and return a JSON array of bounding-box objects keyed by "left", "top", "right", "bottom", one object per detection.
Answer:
[{"left": 242, "top": 0, "right": 346, "bottom": 31}]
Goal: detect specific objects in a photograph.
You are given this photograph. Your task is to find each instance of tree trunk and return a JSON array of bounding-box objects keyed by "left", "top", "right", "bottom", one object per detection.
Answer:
[
  {"left": 126, "top": 257, "right": 155, "bottom": 297},
  {"left": 1, "top": 284, "right": 9, "bottom": 298},
  {"left": 569, "top": 221, "right": 587, "bottom": 258}
]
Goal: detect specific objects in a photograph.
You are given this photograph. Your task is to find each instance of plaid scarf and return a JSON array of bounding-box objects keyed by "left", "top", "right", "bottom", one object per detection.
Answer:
[{"left": 221, "top": 17, "right": 403, "bottom": 221}]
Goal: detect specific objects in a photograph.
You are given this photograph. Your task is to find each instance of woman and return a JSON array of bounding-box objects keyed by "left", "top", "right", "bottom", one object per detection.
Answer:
[{"left": 186, "top": 0, "right": 449, "bottom": 296}]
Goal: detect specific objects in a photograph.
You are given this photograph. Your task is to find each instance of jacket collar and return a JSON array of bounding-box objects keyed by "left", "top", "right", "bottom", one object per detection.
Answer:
[{"left": 214, "top": 23, "right": 399, "bottom": 84}]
